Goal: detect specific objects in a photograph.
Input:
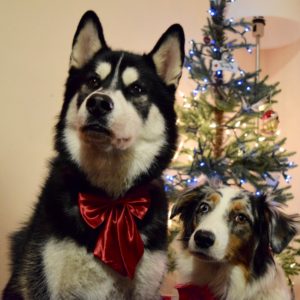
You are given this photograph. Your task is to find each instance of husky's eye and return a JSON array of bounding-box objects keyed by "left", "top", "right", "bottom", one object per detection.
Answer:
[
  {"left": 87, "top": 76, "right": 101, "bottom": 90},
  {"left": 199, "top": 202, "right": 210, "bottom": 214},
  {"left": 234, "top": 213, "right": 248, "bottom": 224},
  {"left": 127, "top": 83, "right": 146, "bottom": 96}
]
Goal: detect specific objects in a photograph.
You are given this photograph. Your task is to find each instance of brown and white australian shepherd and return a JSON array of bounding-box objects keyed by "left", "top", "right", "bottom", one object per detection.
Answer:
[{"left": 170, "top": 182, "right": 299, "bottom": 300}]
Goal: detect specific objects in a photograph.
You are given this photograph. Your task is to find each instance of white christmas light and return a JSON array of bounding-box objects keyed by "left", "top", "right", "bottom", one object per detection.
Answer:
[
  {"left": 210, "top": 122, "right": 217, "bottom": 128},
  {"left": 235, "top": 121, "right": 241, "bottom": 127}
]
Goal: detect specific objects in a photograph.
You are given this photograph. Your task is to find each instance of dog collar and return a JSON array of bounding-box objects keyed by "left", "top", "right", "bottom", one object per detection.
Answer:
[
  {"left": 175, "top": 283, "right": 217, "bottom": 300},
  {"left": 78, "top": 185, "right": 151, "bottom": 279}
]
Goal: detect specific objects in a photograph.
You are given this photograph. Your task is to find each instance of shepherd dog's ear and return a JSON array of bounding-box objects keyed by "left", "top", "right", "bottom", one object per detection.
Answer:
[
  {"left": 148, "top": 24, "right": 185, "bottom": 88},
  {"left": 170, "top": 184, "right": 207, "bottom": 219},
  {"left": 70, "top": 11, "right": 109, "bottom": 69},
  {"left": 268, "top": 203, "right": 299, "bottom": 254}
]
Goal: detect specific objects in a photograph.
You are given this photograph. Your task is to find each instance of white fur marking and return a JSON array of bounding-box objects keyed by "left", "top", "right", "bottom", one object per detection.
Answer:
[
  {"left": 122, "top": 67, "right": 139, "bottom": 86},
  {"left": 96, "top": 62, "right": 112, "bottom": 80},
  {"left": 43, "top": 238, "right": 165, "bottom": 300},
  {"left": 128, "top": 104, "right": 166, "bottom": 182},
  {"left": 63, "top": 95, "right": 81, "bottom": 165},
  {"left": 110, "top": 54, "right": 124, "bottom": 88}
]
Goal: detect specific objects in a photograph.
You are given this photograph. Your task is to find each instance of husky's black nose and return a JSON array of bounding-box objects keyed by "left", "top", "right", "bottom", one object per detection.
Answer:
[
  {"left": 86, "top": 95, "right": 114, "bottom": 118},
  {"left": 194, "top": 230, "right": 215, "bottom": 249}
]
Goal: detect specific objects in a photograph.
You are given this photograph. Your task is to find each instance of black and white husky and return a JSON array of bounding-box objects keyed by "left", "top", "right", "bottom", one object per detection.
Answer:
[
  {"left": 3, "top": 11, "right": 184, "bottom": 300},
  {"left": 171, "top": 182, "right": 298, "bottom": 300}
]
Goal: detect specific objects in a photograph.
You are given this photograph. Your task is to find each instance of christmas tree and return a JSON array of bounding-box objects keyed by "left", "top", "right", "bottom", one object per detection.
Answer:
[{"left": 166, "top": 0, "right": 300, "bottom": 285}]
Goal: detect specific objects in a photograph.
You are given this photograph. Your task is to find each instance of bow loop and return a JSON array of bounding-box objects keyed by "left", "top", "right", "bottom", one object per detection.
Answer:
[{"left": 78, "top": 186, "right": 151, "bottom": 279}]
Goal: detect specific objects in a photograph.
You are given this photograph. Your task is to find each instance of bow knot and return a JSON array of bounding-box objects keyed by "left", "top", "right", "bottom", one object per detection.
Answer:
[{"left": 78, "top": 187, "right": 151, "bottom": 279}]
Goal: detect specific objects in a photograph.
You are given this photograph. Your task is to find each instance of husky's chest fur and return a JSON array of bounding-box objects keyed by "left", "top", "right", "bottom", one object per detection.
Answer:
[{"left": 3, "top": 10, "right": 185, "bottom": 300}]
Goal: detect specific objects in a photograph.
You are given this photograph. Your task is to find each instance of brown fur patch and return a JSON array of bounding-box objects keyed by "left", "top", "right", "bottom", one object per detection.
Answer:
[
  {"left": 207, "top": 192, "right": 221, "bottom": 205},
  {"left": 79, "top": 138, "right": 134, "bottom": 198},
  {"left": 231, "top": 200, "right": 245, "bottom": 212},
  {"left": 225, "top": 232, "right": 254, "bottom": 282}
]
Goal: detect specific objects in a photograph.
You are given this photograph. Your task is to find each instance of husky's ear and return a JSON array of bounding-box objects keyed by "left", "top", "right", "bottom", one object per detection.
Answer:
[
  {"left": 148, "top": 24, "right": 185, "bottom": 87},
  {"left": 70, "top": 11, "right": 108, "bottom": 69},
  {"left": 268, "top": 201, "right": 299, "bottom": 254}
]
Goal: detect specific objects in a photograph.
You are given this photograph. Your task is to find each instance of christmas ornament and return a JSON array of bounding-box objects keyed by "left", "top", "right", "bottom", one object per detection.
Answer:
[
  {"left": 260, "top": 109, "right": 279, "bottom": 135},
  {"left": 212, "top": 59, "right": 238, "bottom": 73},
  {"left": 204, "top": 36, "right": 211, "bottom": 44}
]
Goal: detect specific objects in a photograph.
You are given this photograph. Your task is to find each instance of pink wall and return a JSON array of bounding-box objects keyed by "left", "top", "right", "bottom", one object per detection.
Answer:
[{"left": 0, "top": 0, "right": 299, "bottom": 295}]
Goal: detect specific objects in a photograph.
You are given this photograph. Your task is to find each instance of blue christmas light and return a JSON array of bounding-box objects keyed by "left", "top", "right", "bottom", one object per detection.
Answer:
[
  {"left": 247, "top": 47, "right": 253, "bottom": 54},
  {"left": 244, "top": 26, "right": 250, "bottom": 32},
  {"left": 240, "top": 179, "right": 246, "bottom": 185},
  {"left": 256, "top": 191, "right": 261, "bottom": 196},
  {"left": 193, "top": 89, "right": 199, "bottom": 96},
  {"left": 209, "top": 8, "right": 217, "bottom": 16},
  {"left": 237, "top": 80, "right": 243, "bottom": 86},
  {"left": 240, "top": 70, "right": 245, "bottom": 76},
  {"left": 285, "top": 174, "right": 292, "bottom": 183},
  {"left": 246, "top": 86, "right": 251, "bottom": 91},
  {"left": 200, "top": 161, "right": 205, "bottom": 167},
  {"left": 213, "top": 47, "right": 219, "bottom": 53},
  {"left": 288, "top": 161, "right": 295, "bottom": 167},
  {"left": 211, "top": 40, "right": 216, "bottom": 45},
  {"left": 187, "top": 65, "right": 192, "bottom": 71},
  {"left": 203, "top": 78, "right": 208, "bottom": 83},
  {"left": 216, "top": 70, "right": 223, "bottom": 79},
  {"left": 166, "top": 175, "right": 174, "bottom": 182},
  {"left": 189, "top": 50, "right": 195, "bottom": 56}
]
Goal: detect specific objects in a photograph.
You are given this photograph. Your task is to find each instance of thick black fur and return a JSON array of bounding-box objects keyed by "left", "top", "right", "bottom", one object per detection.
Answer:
[{"left": 3, "top": 11, "right": 184, "bottom": 299}]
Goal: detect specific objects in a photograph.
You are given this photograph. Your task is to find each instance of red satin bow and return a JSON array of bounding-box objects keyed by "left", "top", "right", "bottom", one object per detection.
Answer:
[
  {"left": 176, "top": 284, "right": 216, "bottom": 300},
  {"left": 78, "top": 187, "right": 151, "bottom": 279}
]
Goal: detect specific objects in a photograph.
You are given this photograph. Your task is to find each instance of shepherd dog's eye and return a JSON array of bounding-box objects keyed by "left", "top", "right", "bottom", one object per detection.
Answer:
[
  {"left": 199, "top": 202, "right": 210, "bottom": 214},
  {"left": 87, "top": 76, "right": 101, "bottom": 90},
  {"left": 127, "top": 83, "right": 146, "bottom": 96},
  {"left": 234, "top": 213, "right": 248, "bottom": 224}
]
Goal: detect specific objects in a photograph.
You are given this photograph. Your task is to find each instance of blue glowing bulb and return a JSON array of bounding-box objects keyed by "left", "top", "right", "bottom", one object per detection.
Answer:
[
  {"left": 193, "top": 89, "right": 199, "bottom": 96},
  {"left": 237, "top": 80, "right": 243, "bottom": 85},
  {"left": 256, "top": 191, "right": 261, "bottom": 196},
  {"left": 246, "top": 86, "right": 251, "bottom": 91},
  {"left": 209, "top": 9, "right": 216, "bottom": 16},
  {"left": 200, "top": 162, "right": 205, "bottom": 167}
]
